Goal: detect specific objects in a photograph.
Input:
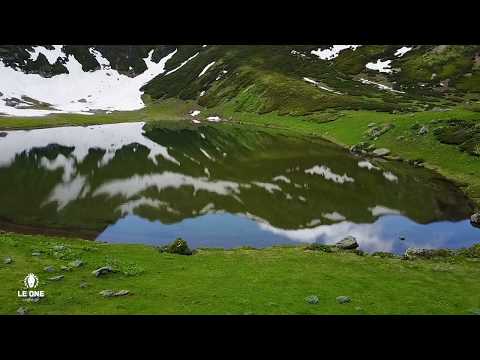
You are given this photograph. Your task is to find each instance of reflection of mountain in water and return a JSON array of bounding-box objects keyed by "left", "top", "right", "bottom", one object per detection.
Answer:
[{"left": 0, "top": 122, "right": 474, "bottom": 238}]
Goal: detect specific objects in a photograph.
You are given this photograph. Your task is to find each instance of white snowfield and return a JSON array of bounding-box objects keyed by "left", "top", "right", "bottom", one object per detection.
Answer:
[
  {"left": 365, "top": 59, "right": 393, "bottom": 73},
  {"left": 303, "top": 77, "right": 342, "bottom": 95},
  {"left": 198, "top": 61, "right": 216, "bottom": 77},
  {"left": 311, "top": 45, "right": 360, "bottom": 60},
  {"left": 0, "top": 45, "right": 179, "bottom": 117},
  {"left": 359, "top": 78, "right": 405, "bottom": 94},
  {"left": 394, "top": 46, "right": 412, "bottom": 57}
]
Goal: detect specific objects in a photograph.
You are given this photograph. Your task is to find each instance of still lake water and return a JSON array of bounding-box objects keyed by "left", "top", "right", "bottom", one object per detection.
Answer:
[{"left": 0, "top": 122, "right": 478, "bottom": 254}]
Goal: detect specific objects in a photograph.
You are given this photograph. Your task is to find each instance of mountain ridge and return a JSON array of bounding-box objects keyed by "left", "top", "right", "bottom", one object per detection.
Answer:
[{"left": 2, "top": 45, "right": 480, "bottom": 117}]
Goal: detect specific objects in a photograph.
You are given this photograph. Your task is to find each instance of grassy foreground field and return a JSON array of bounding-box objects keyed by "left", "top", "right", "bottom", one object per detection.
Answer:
[{"left": 1, "top": 232, "right": 480, "bottom": 315}]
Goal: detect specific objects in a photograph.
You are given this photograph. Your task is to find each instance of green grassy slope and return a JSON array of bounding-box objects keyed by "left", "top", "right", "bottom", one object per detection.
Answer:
[{"left": 1, "top": 233, "right": 480, "bottom": 315}]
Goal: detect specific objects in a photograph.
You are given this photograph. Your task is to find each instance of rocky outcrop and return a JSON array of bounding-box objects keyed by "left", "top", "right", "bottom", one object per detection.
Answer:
[
  {"left": 372, "top": 148, "right": 391, "bottom": 157},
  {"left": 471, "top": 213, "right": 480, "bottom": 228},
  {"left": 404, "top": 247, "right": 452, "bottom": 259},
  {"left": 335, "top": 236, "right": 359, "bottom": 250}
]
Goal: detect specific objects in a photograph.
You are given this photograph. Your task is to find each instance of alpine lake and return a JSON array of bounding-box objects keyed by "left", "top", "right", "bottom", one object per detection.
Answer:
[{"left": 0, "top": 121, "right": 478, "bottom": 254}]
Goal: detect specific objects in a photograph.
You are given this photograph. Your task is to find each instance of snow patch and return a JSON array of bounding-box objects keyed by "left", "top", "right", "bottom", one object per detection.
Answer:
[
  {"left": 365, "top": 59, "right": 393, "bottom": 73},
  {"left": 359, "top": 78, "right": 405, "bottom": 94},
  {"left": 27, "top": 45, "right": 65, "bottom": 65},
  {"left": 303, "top": 77, "right": 342, "bottom": 95},
  {"left": 311, "top": 45, "right": 360, "bottom": 60},
  {"left": 198, "top": 61, "right": 216, "bottom": 77},
  {"left": 394, "top": 46, "right": 413, "bottom": 57}
]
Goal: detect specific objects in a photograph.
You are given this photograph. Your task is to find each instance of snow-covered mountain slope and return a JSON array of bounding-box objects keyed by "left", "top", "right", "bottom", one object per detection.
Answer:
[
  {"left": 1, "top": 45, "right": 480, "bottom": 117},
  {"left": 0, "top": 45, "right": 179, "bottom": 116}
]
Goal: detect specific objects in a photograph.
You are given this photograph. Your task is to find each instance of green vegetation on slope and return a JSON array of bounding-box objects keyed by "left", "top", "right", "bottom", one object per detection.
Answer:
[{"left": 1, "top": 233, "right": 480, "bottom": 315}]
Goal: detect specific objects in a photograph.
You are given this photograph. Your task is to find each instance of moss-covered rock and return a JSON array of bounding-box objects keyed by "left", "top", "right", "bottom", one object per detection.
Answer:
[{"left": 158, "top": 238, "right": 194, "bottom": 256}]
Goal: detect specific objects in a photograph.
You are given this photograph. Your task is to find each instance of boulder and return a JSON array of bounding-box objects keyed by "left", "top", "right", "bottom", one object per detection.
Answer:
[
  {"left": 0, "top": 132, "right": 7, "bottom": 138},
  {"left": 4, "top": 256, "right": 12, "bottom": 264},
  {"left": 372, "top": 148, "right": 391, "bottom": 157},
  {"left": 336, "top": 236, "right": 359, "bottom": 250},
  {"left": 114, "top": 290, "right": 130, "bottom": 297},
  {"left": 418, "top": 126, "right": 429, "bottom": 136},
  {"left": 158, "top": 238, "right": 193, "bottom": 255},
  {"left": 99, "top": 289, "right": 130, "bottom": 298},
  {"left": 99, "top": 290, "right": 115, "bottom": 298},
  {"left": 305, "top": 295, "right": 319, "bottom": 305},
  {"left": 48, "top": 275, "right": 64, "bottom": 281},
  {"left": 69, "top": 259, "right": 84, "bottom": 268},
  {"left": 336, "top": 296, "right": 351, "bottom": 304},
  {"left": 53, "top": 245, "right": 66, "bottom": 251},
  {"left": 17, "top": 307, "right": 29, "bottom": 315},
  {"left": 31, "top": 252, "right": 41, "bottom": 257},
  {"left": 43, "top": 266, "right": 55, "bottom": 273},
  {"left": 404, "top": 247, "right": 452, "bottom": 260},
  {"left": 470, "top": 213, "right": 480, "bottom": 228},
  {"left": 92, "top": 266, "right": 113, "bottom": 277}
]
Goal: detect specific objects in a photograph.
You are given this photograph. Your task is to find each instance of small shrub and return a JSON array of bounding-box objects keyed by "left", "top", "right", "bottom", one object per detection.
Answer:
[
  {"left": 372, "top": 251, "right": 396, "bottom": 258},
  {"left": 159, "top": 238, "right": 194, "bottom": 256},
  {"left": 458, "top": 244, "right": 480, "bottom": 258},
  {"left": 305, "top": 243, "right": 333, "bottom": 252},
  {"left": 104, "top": 256, "right": 145, "bottom": 276}
]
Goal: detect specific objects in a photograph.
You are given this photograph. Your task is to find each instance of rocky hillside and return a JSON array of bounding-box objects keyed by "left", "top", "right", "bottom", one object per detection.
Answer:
[{"left": 1, "top": 45, "right": 480, "bottom": 117}]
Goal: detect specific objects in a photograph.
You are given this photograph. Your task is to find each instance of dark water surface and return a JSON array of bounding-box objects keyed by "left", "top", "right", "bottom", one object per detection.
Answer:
[{"left": 0, "top": 122, "right": 478, "bottom": 254}]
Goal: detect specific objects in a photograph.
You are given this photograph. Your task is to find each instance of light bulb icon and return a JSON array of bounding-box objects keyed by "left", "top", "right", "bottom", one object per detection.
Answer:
[{"left": 24, "top": 273, "right": 39, "bottom": 289}]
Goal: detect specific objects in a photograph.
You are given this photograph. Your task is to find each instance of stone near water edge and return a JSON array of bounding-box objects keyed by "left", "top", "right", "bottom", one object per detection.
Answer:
[
  {"left": 4, "top": 256, "right": 13, "bottom": 264},
  {"left": 336, "top": 236, "right": 359, "bottom": 250},
  {"left": 43, "top": 265, "right": 55, "bottom": 273},
  {"left": 0, "top": 132, "right": 7, "bottom": 138},
  {"left": 372, "top": 148, "right": 391, "bottom": 157},
  {"left": 69, "top": 259, "right": 84, "bottom": 268},
  {"left": 404, "top": 247, "right": 428, "bottom": 259},
  {"left": 17, "top": 307, "right": 28, "bottom": 315},
  {"left": 470, "top": 213, "right": 480, "bottom": 228},
  {"left": 336, "top": 296, "right": 351, "bottom": 304},
  {"left": 99, "top": 290, "right": 115, "bottom": 298},
  {"left": 404, "top": 247, "right": 451, "bottom": 260},
  {"left": 305, "top": 295, "right": 319, "bottom": 305},
  {"left": 48, "top": 275, "right": 64, "bottom": 281},
  {"left": 92, "top": 266, "right": 113, "bottom": 277},
  {"left": 158, "top": 238, "right": 193, "bottom": 256}
]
